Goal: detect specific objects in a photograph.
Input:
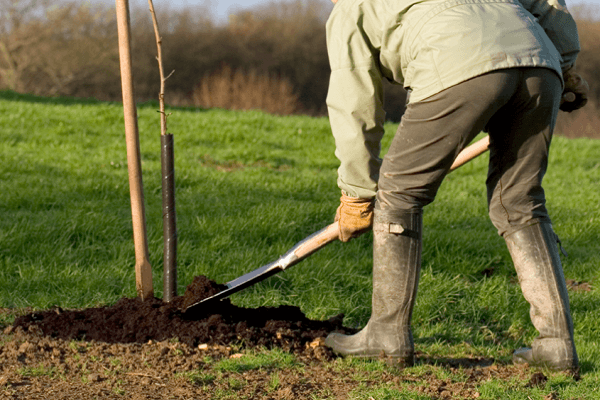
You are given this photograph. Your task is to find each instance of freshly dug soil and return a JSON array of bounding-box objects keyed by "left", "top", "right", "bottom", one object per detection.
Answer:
[
  {"left": 13, "top": 275, "right": 353, "bottom": 357},
  {"left": 4, "top": 276, "right": 562, "bottom": 399}
]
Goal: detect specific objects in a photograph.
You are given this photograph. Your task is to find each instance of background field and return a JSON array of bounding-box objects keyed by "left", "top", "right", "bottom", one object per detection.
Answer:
[
  {"left": 2, "top": 0, "right": 600, "bottom": 137},
  {"left": 0, "top": 91, "right": 599, "bottom": 398}
]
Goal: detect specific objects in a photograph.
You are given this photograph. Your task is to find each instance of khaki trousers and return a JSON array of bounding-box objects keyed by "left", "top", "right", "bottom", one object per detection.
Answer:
[{"left": 376, "top": 68, "right": 562, "bottom": 236}]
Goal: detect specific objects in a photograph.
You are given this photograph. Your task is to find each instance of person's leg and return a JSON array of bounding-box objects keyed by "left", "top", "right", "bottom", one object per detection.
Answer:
[
  {"left": 325, "top": 209, "right": 422, "bottom": 365},
  {"left": 326, "top": 70, "right": 522, "bottom": 363},
  {"left": 486, "top": 68, "right": 578, "bottom": 372},
  {"left": 486, "top": 69, "right": 558, "bottom": 236},
  {"left": 506, "top": 222, "right": 578, "bottom": 371},
  {"left": 376, "top": 71, "right": 520, "bottom": 211}
]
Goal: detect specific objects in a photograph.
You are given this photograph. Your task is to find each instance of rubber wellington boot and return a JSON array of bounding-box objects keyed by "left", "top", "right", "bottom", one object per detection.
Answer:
[
  {"left": 325, "top": 209, "right": 422, "bottom": 366},
  {"left": 505, "top": 222, "right": 579, "bottom": 372}
]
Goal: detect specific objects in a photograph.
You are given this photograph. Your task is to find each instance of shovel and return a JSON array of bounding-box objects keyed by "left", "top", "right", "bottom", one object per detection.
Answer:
[{"left": 184, "top": 135, "right": 491, "bottom": 313}]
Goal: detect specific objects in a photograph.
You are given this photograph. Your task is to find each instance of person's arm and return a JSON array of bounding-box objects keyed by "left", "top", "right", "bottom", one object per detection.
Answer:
[
  {"left": 325, "top": 4, "right": 386, "bottom": 241},
  {"left": 519, "top": 0, "right": 587, "bottom": 111},
  {"left": 326, "top": 6, "right": 385, "bottom": 200},
  {"left": 327, "top": 66, "right": 385, "bottom": 199},
  {"left": 519, "top": 0, "right": 580, "bottom": 71}
]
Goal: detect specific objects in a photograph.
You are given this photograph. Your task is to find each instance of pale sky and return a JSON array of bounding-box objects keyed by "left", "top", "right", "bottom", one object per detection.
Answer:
[
  {"left": 100, "top": 0, "right": 600, "bottom": 22},
  {"left": 99, "top": 0, "right": 333, "bottom": 22}
]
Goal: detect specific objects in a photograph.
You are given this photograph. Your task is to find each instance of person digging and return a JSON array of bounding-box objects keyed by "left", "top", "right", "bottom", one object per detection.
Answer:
[{"left": 324, "top": 0, "right": 588, "bottom": 373}]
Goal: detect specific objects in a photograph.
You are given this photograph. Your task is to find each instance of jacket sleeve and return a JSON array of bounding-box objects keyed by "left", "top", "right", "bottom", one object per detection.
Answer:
[
  {"left": 518, "top": 0, "right": 580, "bottom": 71},
  {"left": 326, "top": 7, "right": 386, "bottom": 199}
]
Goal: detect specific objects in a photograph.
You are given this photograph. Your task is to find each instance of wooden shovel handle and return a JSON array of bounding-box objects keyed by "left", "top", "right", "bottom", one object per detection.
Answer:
[
  {"left": 292, "top": 222, "right": 340, "bottom": 260},
  {"left": 450, "top": 135, "right": 490, "bottom": 171}
]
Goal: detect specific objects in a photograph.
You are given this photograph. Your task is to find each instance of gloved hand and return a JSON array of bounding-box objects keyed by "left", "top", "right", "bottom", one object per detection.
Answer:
[
  {"left": 335, "top": 192, "right": 374, "bottom": 242},
  {"left": 560, "top": 69, "right": 589, "bottom": 112}
]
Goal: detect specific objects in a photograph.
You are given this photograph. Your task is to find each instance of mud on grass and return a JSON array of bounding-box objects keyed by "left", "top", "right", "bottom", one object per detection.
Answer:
[{"left": 1, "top": 325, "right": 552, "bottom": 400}]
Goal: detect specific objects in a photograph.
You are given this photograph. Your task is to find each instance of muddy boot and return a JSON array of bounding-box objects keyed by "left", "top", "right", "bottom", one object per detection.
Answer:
[
  {"left": 505, "top": 222, "right": 578, "bottom": 372},
  {"left": 325, "top": 210, "right": 422, "bottom": 366}
]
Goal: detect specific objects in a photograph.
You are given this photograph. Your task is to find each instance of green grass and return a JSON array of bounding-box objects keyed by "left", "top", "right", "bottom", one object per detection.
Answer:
[
  {"left": 17, "top": 364, "right": 59, "bottom": 378},
  {"left": 179, "top": 370, "right": 216, "bottom": 386},
  {"left": 1, "top": 90, "right": 599, "bottom": 398},
  {"left": 213, "top": 348, "right": 298, "bottom": 372}
]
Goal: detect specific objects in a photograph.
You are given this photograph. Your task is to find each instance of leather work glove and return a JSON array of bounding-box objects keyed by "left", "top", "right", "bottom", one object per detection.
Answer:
[
  {"left": 335, "top": 192, "right": 374, "bottom": 242},
  {"left": 560, "top": 69, "right": 589, "bottom": 112}
]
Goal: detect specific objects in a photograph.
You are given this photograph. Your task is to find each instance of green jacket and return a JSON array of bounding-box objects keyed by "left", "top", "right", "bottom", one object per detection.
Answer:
[{"left": 326, "top": 0, "right": 580, "bottom": 199}]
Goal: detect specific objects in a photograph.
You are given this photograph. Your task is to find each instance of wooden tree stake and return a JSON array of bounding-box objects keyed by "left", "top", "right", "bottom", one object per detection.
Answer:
[{"left": 116, "top": 0, "right": 154, "bottom": 300}]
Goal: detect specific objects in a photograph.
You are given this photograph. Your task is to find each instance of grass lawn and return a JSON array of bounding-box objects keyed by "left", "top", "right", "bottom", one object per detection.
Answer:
[{"left": 0, "top": 90, "right": 599, "bottom": 398}]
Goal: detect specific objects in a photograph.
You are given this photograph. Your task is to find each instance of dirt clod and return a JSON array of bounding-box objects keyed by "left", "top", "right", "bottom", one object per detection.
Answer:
[
  {"left": 566, "top": 279, "right": 593, "bottom": 292},
  {"left": 180, "top": 275, "right": 228, "bottom": 310},
  {"left": 527, "top": 371, "right": 548, "bottom": 387}
]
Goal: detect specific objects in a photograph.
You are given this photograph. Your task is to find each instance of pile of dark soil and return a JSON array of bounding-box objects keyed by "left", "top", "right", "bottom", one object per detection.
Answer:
[{"left": 13, "top": 276, "right": 354, "bottom": 358}]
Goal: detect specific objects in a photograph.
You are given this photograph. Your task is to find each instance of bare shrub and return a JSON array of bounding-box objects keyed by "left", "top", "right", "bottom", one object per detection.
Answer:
[
  {"left": 0, "top": 0, "right": 120, "bottom": 99},
  {"left": 556, "top": 106, "right": 600, "bottom": 139},
  {"left": 191, "top": 65, "right": 300, "bottom": 115},
  {"left": 0, "top": 0, "right": 331, "bottom": 114},
  {"left": 217, "top": 0, "right": 331, "bottom": 115}
]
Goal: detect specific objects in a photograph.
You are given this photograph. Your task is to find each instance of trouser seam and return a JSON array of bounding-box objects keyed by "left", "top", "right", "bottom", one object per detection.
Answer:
[{"left": 497, "top": 177, "right": 512, "bottom": 234}]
